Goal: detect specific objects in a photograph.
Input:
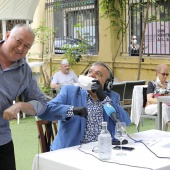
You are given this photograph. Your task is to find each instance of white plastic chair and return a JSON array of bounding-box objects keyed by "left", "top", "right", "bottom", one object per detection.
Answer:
[{"left": 136, "top": 86, "right": 168, "bottom": 132}]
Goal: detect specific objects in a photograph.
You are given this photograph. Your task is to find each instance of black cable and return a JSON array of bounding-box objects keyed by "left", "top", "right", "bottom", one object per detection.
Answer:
[
  {"left": 78, "top": 143, "right": 153, "bottom": 170},
  {"left": 127, "top": 134, "right": 170, "bottom": 159}
]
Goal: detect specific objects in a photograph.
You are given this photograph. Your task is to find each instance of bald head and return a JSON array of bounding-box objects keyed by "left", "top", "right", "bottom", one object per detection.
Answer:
[
  {"left": 10, "top": 24, "right": 35, "bottom": 41},
  {"left": 0, "top": 24, "right": 35, "bottom": 67}
]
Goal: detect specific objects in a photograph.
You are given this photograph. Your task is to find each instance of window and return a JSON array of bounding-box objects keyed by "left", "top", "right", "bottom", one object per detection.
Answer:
[
  {"left": 50, "top": 0, "right": 98, "bottom": 55},
  {"left": 130, "top": 0, "right": 170, "bottom": 55}
]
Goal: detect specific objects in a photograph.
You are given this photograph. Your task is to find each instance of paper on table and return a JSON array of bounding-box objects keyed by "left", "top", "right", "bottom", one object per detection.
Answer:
[{"left": 143, "top": 139, "right": 161, "bottom": 146}]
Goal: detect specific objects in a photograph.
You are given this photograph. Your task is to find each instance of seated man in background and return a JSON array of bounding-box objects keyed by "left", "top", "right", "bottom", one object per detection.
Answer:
[
  {"left": 50, "top": 59, "right": 78, "bottom": 91},
  {"left": 39, "top": 61, "right": 131, "bottom": 150}
]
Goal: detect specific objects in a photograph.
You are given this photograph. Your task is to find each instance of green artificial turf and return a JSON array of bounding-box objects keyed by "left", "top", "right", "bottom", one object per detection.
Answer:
[
  {"left": 10, "top": 116, "right": 157, "bottom": 170},
  {"left": 10, "top": 116, "right": 40, "bottom": 170}
]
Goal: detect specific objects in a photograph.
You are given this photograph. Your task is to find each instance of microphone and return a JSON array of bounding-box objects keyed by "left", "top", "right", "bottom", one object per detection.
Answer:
[
  {"left": 104, "top": 103, "right": 119, "bottom": 122},
  {"left": 104, "top": 103, "right": 128, "bottom": 145}
]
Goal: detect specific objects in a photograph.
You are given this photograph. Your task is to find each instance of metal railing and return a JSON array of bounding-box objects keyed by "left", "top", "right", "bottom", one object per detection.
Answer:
[
  {"left": 45, "top": 0, "right": 170, "bottom": 56},
  {"left": 45, "top": 0, "right": 99, "bottom": 55},
  {"left": 127, "top": 0, "right": 170, "bottom": 56}
]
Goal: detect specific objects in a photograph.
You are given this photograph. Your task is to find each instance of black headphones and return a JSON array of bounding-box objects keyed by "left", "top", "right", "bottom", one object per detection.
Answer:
[
  {"left": 103, "top": 64, "right": 114, "bottom": 91},
  {"left": 84, "top": 62, "right": 114, "bottom": 91}
]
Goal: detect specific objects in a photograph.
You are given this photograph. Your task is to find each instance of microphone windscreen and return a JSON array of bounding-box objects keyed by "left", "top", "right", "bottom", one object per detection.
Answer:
[{"left": 104, "top": 103, "right": 116, "bottom": 117}]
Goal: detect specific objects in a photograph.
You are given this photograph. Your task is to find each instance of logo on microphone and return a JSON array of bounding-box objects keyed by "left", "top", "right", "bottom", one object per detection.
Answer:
[{"left": 106, "top": 103, "right": 112, "bottom": 108}]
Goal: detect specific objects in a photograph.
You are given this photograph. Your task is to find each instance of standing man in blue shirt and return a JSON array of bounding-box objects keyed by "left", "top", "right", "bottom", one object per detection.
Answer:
[
  {"left": 0, "top": 24, "right": 47, "bottom": 170},
  {"left": 39, "top": 61, "right": 131, "bottom": 151}
]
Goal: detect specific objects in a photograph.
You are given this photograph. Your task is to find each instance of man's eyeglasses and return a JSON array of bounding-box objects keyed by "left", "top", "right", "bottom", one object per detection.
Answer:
[
  {"left": 88, "top": 69, "right": 103, "bottom": 77},
  {"left": 160, "top": 73, "right": 169, "bottom": 76},
  {"left": 132, "top": 38, "right": 137, "bottom": 40}
]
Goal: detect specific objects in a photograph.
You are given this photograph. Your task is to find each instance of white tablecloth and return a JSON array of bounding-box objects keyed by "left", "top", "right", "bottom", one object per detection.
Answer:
[
  {"left": 28, "top": 62, "right": 44, "bottom": 68},
  {"left": 131, "top": 85, "right": 148, "bottom": 127},
  {"left": 32, "top": 130, "right": 170, "bottom": 170}
]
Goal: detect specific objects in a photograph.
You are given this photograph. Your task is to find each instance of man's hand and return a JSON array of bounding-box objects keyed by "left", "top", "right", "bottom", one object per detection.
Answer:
[
  {"left": 3, "top": 102, "right": 36, "bottom": 121},
  {"left": 73, "top": 107, "right": 88, "bottom": 118},
  {"left": 91, "top": 80, "right": 106, "bottom": 101},
  {"left": 3, "top": 104, "right": 21, "bottom": 121}
]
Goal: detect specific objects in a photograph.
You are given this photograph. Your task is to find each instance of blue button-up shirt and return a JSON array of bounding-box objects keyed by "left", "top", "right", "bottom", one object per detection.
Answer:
[{"left": 0, "top": 41, "right": 47, "bottom": 145}]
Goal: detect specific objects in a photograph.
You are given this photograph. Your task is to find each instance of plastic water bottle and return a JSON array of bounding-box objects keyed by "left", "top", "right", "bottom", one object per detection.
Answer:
[{"left": 98, "top": 122, "right": 112, "bottom": 160}]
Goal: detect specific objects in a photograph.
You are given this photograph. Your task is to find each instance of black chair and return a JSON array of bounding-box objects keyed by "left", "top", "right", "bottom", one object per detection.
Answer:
[
  {"left": 123, "top": 80, "right": 146, "bottom": 112},
  {"left": 50, "top": 76, "right": 59, "bottom": 98},
  {"left": 51, "top": 89, "right": 57, "bottom": 98},
  {"left": 111, "top": 82, "right": 126, "bottom": 107},
  {"left": 137, "top": 87, "right": 159, "bottom": 132}
]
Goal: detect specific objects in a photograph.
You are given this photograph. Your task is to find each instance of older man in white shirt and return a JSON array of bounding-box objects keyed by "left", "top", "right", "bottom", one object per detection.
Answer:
[{"left": 50, "top": 59, "right": 78, "bottom": 91}]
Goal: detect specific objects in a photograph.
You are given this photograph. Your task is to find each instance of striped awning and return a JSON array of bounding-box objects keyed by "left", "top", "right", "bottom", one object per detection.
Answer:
[{"left": 0, "top": 0, "right": 39, "bottom": 21}]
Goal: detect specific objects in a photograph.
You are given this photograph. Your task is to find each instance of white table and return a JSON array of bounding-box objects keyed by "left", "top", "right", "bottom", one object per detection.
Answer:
[
  {"left": 32, "top": 130, "right": 170, "bottom": 170},
  {"left": 28, "top": 62, "right": 44, "bottom": 68},
  {"left": 157, "top": 96, "right": 170, "bottom": 131},
  {"left": 28, "top": 62, "right": 44, "bottom": 82},
  {"left": 131, "top": 85, "right": 147, "bottom": 127}
]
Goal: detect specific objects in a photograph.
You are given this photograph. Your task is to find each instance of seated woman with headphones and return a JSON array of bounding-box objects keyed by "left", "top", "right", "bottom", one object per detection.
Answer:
[{"left": 39, "top": 61, "right": 131, "bottom": 151}]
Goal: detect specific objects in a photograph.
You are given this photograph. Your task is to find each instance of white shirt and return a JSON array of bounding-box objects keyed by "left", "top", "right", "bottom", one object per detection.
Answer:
[{"left": 51, "top": 71, "right": 78, "bottom": 86}]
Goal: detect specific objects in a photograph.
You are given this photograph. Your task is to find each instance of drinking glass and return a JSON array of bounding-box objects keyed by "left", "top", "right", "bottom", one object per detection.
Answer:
[{"left": 115, "top": 122, "right": 127, "bottom": 156}]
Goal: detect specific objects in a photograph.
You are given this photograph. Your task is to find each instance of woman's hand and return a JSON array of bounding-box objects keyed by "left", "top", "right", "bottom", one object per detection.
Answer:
[
  {"left": 153, "top": 98, "right": 157, "bottom": 104},
  {"left": 147, "top": 93, "right": 157, "bottom": 104}
]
